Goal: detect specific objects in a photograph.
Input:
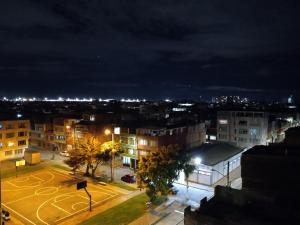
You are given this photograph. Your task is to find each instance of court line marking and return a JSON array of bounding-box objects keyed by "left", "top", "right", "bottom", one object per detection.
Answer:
[
  {"left": 2, "top": 203, "right": 37, "bottom": 225},
  {"left": 54, "top": 195, "right": 116, "bottom": 223},
  {"left": 72, "top": 202, "right": 87, "bottom": 210},
  {"left": 51, "top": 202, "right": 72, "bottom": 215},
  {"left": 5, "top": 194, "right": 36, "bottom": 205},
  {"left": 3, "top": 170, "right": 120, "bottom": 225}
]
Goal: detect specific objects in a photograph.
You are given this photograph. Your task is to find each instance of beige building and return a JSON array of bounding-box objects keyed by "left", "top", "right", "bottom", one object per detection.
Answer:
[{"left": 0, "top": 119, "right": 30, "bottom": 160}]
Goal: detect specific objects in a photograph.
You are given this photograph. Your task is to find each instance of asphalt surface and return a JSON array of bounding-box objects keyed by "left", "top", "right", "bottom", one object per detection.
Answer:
[{"left": 1, "top": 169, "right": 122, "bottom": 225}]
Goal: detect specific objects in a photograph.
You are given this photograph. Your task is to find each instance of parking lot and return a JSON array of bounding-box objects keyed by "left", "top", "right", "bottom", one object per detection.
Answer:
[{"left": 1, "top": 169, "right": 121, "bottom": 225}]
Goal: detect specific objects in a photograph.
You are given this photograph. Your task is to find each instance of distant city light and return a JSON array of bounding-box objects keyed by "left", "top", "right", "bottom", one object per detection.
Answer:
[{"left": 16, "top": 114, "right": 22, "bottom": 118}]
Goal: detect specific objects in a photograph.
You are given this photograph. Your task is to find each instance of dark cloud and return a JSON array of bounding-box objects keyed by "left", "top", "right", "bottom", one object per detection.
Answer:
[{"left": 0, "top": 0, "right": 299, "bottom": 99}]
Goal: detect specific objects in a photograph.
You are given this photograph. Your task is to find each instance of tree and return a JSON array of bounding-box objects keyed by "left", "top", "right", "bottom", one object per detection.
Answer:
[
  {"left": 64, "top": 135, "right": 103, "bottom": 177},
  {"left": 137, "top": 144, "right": 193, "bottom": 202},
  {"left": 101, "top": 141, "right": 121, "bottom": 182}
]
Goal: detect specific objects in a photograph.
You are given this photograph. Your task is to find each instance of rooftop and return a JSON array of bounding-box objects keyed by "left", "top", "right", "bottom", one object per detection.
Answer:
[{"left": 188, "top": 142, "right": 243, "bottom": 166}]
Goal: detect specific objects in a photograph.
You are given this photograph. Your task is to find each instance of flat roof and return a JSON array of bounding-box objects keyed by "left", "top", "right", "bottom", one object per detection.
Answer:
[{"left": 188, "top": 142, "right": 243, "bottom": 166}]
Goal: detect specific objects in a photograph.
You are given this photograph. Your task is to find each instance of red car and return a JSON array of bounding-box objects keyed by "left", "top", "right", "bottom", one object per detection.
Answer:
[{"left": 121, "top": 174, "right": 136, "bottom": 183}]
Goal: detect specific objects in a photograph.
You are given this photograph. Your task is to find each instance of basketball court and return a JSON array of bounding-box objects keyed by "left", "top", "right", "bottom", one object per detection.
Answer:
[{"left": 1, "top": 169, "right": 121, "bottom": 225}]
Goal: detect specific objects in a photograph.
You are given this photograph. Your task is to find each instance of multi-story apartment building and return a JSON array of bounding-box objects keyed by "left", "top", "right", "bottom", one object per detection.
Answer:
[
  {"left": 53, "top": 118, "right": 80, "bottom": 151},
  {"left": 136, "top": 123, "right": 205, "bottom": 157},
  {"left": 217, "top": 111, "right": 269, "bottom": 148},
  {"left": 137, "top": 125, "right": 188, "bottom": 157},
  {"left": 0, "top": 119, "right": 30, "bottom": 160},
  {"left": 30, "top": 120, "right": 55, "bottom": 151},
  {"left": 119, "top": 127, "right": 138, "bottom": 169}
]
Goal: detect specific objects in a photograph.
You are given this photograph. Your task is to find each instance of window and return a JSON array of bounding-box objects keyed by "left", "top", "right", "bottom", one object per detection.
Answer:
[
  {"left": 0, "top": 123, "right": 2, "bottom": 129},
  {"left": 55, "top": 135, "right": 65, "bottom": 141},
  {"left": 249, "top": 128, "right": 258, "bottom": 136},
  {"left": 149, "top": 140, "right": 157, "bottom": 147},
  {"left": 218, "top": 134, "right": 227, "bottom": 139},
  {"left": 238, "top": 137, "right": 247, "bottom": 142},
  {"left": 0, "top": 142, "right": 2, "bottom": 148},
  {"left": 0, "top": 133, "right": 2, "bottom": 139},
  {"left": 6, "top": 133, "right": 15, "bottom": 138},
  {"left": 15, "top": 149, "right": 23, "bottom": 155},
  {"left": 6, "top": 124, "right": 14, "bottom": 129},
  {"left": 18, "top": 140, "right": 27, "bottom": 146},
  {"left": 139, "top": 139, "right": 148, "bottom": 146},
  {"left": 238, "top": 120, "right": 247, "bottom": 126},
  {"left": 5, "top": 150, "right": 13, "bottom": 156},
  {"left": 219, "top": 126, "right": 227, "bottom": 132},
  {"left": 18, "top": 123, "right": 26, "bottom": 128},
  {"left": 128, "top": 138, "right": 135, "bottom": 145},
  {"left": 238, "top": 129, "right": 248, "bottom": 134},
  {"left": 219, "top": 119, "right": 228, "bottom": 125},
  {"left": 18, "top": 131, "right": 27, "bottom": 137}
]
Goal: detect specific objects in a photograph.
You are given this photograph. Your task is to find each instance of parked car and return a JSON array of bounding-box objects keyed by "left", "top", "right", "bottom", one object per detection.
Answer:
[
  {"left": 59, "top": 150, "right": 70, "bottom": 157},
  {"left": 121, "top": 174, "right": 136, "bottom": 183},
  {"left": 2, "top": 210, "right": 10, "bottom": 221}
]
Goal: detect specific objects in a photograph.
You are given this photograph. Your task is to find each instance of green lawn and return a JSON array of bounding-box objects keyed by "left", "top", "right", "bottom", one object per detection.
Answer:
[
  {"left": 79, "top": 193, "right": 149, "bottom": 225},
  {"left": 110, "top": 182, "right": 137, "bottom": 191}
]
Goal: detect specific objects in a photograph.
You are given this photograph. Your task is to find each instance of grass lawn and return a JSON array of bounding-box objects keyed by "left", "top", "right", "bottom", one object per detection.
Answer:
[
  {"left": 1, "top": 164, "right": 46, "bottom": 179},
  {"left": 79, "top": 193, "right": 149, "bottom": 225},
  {"left": 110, "top": 182, "right": 137, "bottom": 191}
]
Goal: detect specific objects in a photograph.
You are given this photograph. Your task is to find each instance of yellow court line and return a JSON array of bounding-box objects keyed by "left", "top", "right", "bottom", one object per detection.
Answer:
[
  {"left": 54, "top": 195, "right": 116, "bottom": 223},
  {"left": 2, "top": 203, "right": 37, "bottom": 225},
  {"left": 51, "top": 202, "right": 72, "bottom": 215}
]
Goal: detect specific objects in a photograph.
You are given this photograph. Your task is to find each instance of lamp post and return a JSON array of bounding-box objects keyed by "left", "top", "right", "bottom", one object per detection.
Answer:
[{"left": 105, "top": 129, "right": 115, "bottom": 182}]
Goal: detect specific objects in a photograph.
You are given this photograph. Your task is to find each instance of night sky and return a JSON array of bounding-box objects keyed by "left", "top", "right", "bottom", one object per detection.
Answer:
[{"left": 0, "top": 0, "right": 300, "bottom": 100}]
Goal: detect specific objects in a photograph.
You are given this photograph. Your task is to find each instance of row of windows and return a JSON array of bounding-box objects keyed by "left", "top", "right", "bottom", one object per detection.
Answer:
[
  {"left": 237, "top": 137, "right": 260, "bottom": 143},
  {"left": 0, "top": 140, "right": 27, "bottom": 148},
  {"left": 138, "top": 139, "right": 157, "bottom": 147},
  {"left": 233, "top": 112, "right": 264, "bottom": 118},
  {"left": 0, "top": 123, "right": 27, "bottom": 130},
  {"left": 4, "top": 149, "right": 23, "bottom": 156},
  {"left": 0, "top": 132, "right": 28, "bottom": 139}
]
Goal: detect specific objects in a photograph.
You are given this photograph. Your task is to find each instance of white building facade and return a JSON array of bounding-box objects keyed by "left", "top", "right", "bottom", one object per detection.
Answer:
[{"left": 217, "top": 111, "right": 269, "bottom": 148}]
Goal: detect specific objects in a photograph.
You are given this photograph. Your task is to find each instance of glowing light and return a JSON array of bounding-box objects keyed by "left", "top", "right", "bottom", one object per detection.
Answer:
[
  {"left": 104, "top": 129, "right": 111, "bottom": 135},
  {"left": 8, "top": 142, "right": 14, "bottom": 147},
  {"left": 66, "top": 125, "right": 71, "bottom": 129},
  {"left": 194, "top": 157, "right": 202, "bottom": 165}
]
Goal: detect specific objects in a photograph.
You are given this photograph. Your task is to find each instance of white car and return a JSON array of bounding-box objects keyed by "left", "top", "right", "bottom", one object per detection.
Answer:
[{"left": 59, "top": 151, "right": 70, "bottom": 157}]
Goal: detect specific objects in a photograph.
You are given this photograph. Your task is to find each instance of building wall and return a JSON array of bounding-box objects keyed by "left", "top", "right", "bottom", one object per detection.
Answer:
[
  {"left": 217, "top": 111, "right": 269, "bottom": 148},
  {"left": 0, "top": 120, "right": 30, "bottom": 160}
]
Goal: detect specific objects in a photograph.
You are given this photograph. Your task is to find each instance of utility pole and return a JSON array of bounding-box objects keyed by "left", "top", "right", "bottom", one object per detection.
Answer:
[
  {"left": 111, "top": 132, "right": 114, "bottom": 182},
  {"left": 227, "top": 161, "right": 230, "bottom": 187}
]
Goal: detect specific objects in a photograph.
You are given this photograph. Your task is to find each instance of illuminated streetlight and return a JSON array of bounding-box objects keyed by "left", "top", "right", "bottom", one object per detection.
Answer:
[
  {"left": 104, "top": 129, "right": 111, "bottom": 135},
  {"left": 194, "top": 157, "right": 202, "bottom": 165}
]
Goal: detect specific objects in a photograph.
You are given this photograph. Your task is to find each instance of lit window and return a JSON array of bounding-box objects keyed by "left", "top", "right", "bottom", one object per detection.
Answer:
[
  {"left": 219, "top": 120, "right": 228, "bottom": 125},
  {"left": 139, "top": 139, "right": 148, "bottom": 146}
]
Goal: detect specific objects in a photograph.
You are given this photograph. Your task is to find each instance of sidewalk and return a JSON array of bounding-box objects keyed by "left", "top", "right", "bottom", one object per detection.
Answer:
[{"left": 129, "top": 200, "right": 185, "bottom": 225}]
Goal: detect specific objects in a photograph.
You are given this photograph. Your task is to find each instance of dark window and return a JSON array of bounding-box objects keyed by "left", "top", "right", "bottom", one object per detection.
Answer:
[
  {"left": 6, "top": 133, "right": 15, "bottom": 138},
  {"left": 18, "top": 140, "right": 27, "bottom": 146}
]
